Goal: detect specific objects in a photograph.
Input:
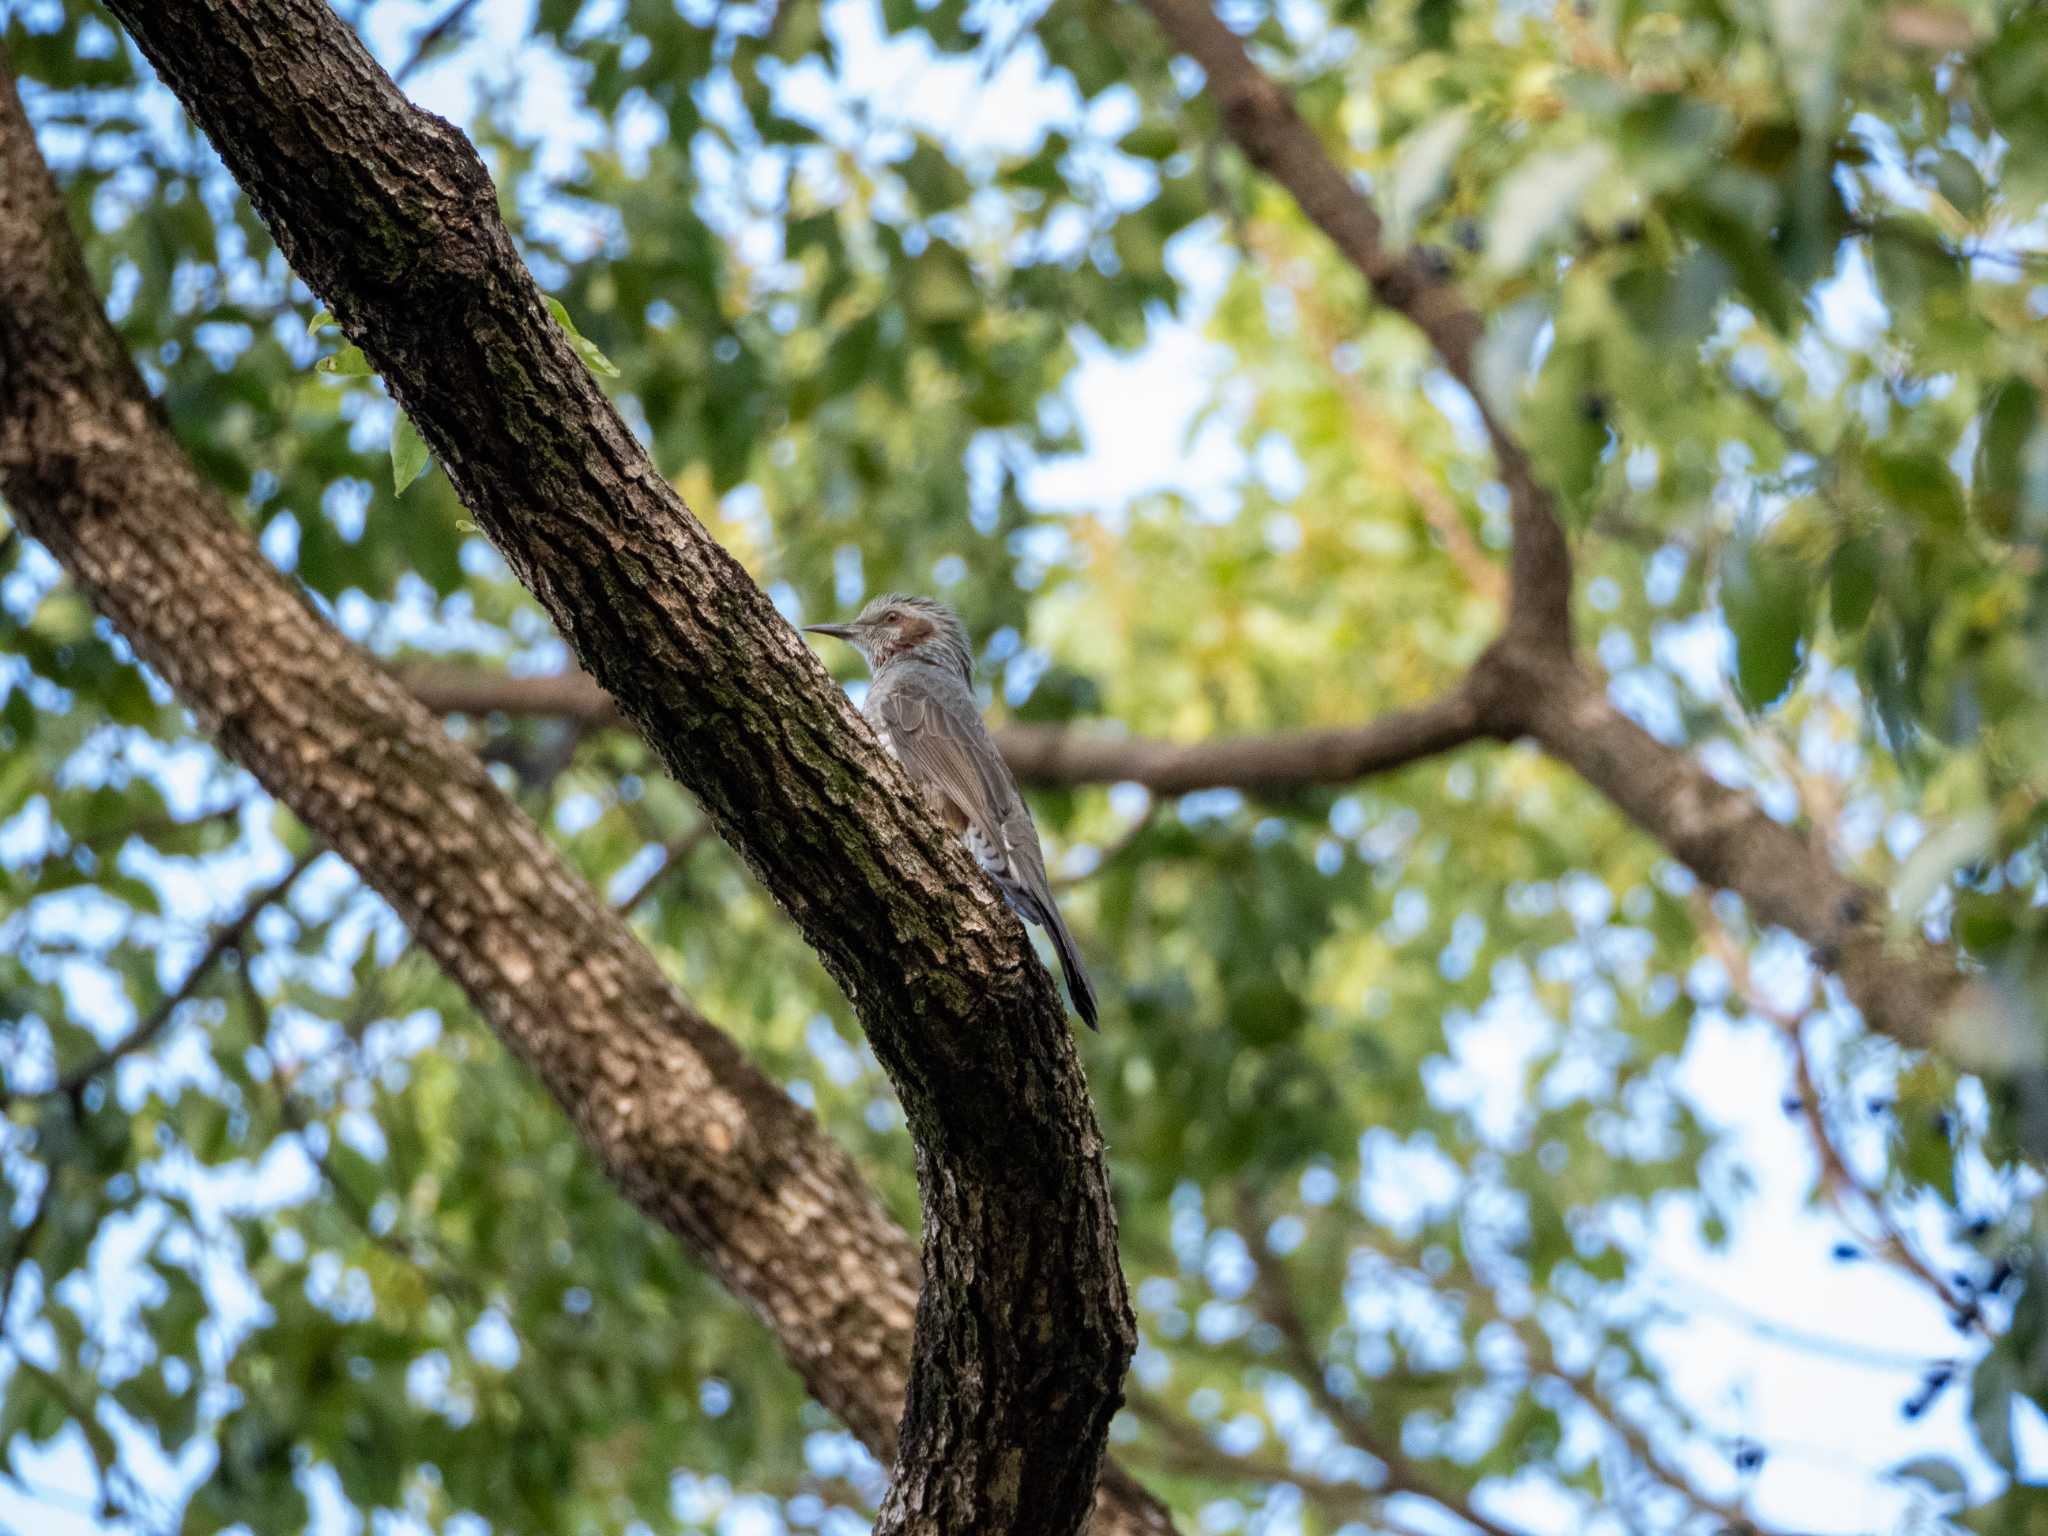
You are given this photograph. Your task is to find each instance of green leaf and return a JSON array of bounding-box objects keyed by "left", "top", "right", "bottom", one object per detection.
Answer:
[
  {"left": 1869, "top": 219, "right": 1965, "bottom": 321},
  {"left": 1955, "top": 893, "right": 2018, "bottom": 955},
  {"left": 1486, "top": 143, "right": 1611, "bottom": 271},
  {"left": 1895, "top": 812, "right": 1996, "bottom": 923},
  {"left": 1865, "top": 445, "right": 1966, "bottom": 531},
  {"left": 1977, "top": 17, "right": 2048, "bottom": 160},
  {"left": 1386, "top": 110, "right": 1468, "bottom": 243},
  {"left": 544, "top": 296, "right": 621, "bottom": 378},
  {"left": 306, "top": 306, "right": 335, "bottom": 334},
  {"left": 1414, "top": 0, "right": 1458, "bottom": 47},
  {"left": 1617, "top": 94, "right": 1727, "bottom": 191},
  {"left": 314, "top": 344, "right": 374, "bottom": 377},
  {"left": 1721, "top": 532, "right": 1810, "bottom": 712},
  {"left": 1972, "top": 1349, "right": 2019, "bottom": 1473},
  {"left": 1931, "top": 150, "right": 1986, "bottom": 220},
  {"left": 900, "top": 138, "right": 972, "bottom": 211},
  {"left": 786, "top": 210, "right": 840, "bottom": 260},
  {"left": 1964, "top": 1483, "right": 2048, "bottom": 1535},
  {"left": 390, "top": 409, "right": 430, "bottom": 494},
  {"left": 1226, "top": 978, "right": 1307, "bottom": 1047},
  {"left": 1672, "top": 183, "right": 1797, "bottom": 331},
  {"left": 1890, "top": 1456, "right": 1967, "bottom": 1502},
  {"left": 1117, "top": 122, "right": 1180, "bottom": 162},
  {"left": 903, "top": 242, "right": 980, "bottom": 323},
  {"left": 1898, "top": 1107, "right": 1958, "bottom": 1200},
  {"left": 1829, "top": 533, "right": 1879, "bottom": 633},
  {"left": 1002, "top": 133, "right": 1069, "bottom": 194},
  {"left": 1976, "top": 378, "right": 2041, "bottom": 538}
]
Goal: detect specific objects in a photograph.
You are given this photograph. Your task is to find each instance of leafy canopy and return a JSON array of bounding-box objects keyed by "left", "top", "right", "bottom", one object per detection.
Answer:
[{"left": 3, "top": 0, "right": 2047, "bottom": 1532}]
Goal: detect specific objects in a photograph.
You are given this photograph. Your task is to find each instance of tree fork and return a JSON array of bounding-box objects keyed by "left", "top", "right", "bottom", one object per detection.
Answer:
[
  {"left": 0, "top": 37, "right": 1155, "bottom": 1536},
  {"left": 1125, "top": 0, "right": 1971, "bottom": 1058}
]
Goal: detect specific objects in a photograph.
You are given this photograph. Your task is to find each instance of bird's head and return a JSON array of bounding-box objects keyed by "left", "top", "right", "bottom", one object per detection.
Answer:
[{"left": 804, "top": 593, "right": 974, "bottom": 682}]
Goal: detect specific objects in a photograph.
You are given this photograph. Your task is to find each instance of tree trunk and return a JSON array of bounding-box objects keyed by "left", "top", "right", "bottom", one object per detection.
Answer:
[{"left": 0, "top": 41, "right": 1147, "bottom": 1536}]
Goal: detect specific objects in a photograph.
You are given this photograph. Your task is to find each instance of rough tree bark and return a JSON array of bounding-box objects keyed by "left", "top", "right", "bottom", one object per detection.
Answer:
[
  {"left": 1124, "top": 0, "right": 1969, "bottom": 1056},
  {"left": 0, "top": 39, "right": 1146, "bottom": 1536}
]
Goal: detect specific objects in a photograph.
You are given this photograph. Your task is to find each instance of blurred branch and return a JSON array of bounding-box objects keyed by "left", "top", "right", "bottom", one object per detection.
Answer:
[
  {"left": 402, "top": 659, "right": 1495, "bottom": 794},
  {"left": 615, "top": 821, "right": 716, "bottom": 914},
  {"left": 1515, "top": 1323, "right": 1764, "bottom": 1533},
  {"left": 1233, "top": 1188, "right": 1526, "bottom": 1536},
  {"left": 1699, "top": 910, "right": 1985, "bottom": 1332},
  {"left": 1126, "top": 0, "right": 1571, "bottom": 653},
  {"left": 1245, "top": 1195, "right": 1777, "bottom": 1535},
  {"left": 8, "top": 849, "right": 319, "bottom": 1105},
  {"left": 1246, "top": 224, "right": 1507, "bottom": 606},
  {"left": 0, "top": 1349, "right": 176, "bottom": 1535},
  {"left": 5, "top": 1358, "right": 117, "bottom": 1518},
  {"left": 1124, "top": 1390, "right": 1453, "bottom": 1534},
  {"left": 1122, "top": 0, "right": 1970, "bottom": 1060},
  {"left": 476, "top": 717, "right": 596, "bottom": 791},
  {"left": 394, "top": 0, "right": 483, "bottom": 84},
  {"left": 1587, "top": 504, "right": 1697, "bottom": 555},
  {"left": 0, "top": 1171, "right": 53, "bottom": 1326}
]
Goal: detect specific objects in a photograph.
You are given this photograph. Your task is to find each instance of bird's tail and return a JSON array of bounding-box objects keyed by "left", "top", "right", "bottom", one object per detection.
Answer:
[{"left": 1036, "top": 897, "right": 1100, "bottom": 1032}]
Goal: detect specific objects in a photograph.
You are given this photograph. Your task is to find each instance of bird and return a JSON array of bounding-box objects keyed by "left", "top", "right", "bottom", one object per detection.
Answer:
[{"left": 804, "top": 594, "right": 1100, "bottom": 1030}]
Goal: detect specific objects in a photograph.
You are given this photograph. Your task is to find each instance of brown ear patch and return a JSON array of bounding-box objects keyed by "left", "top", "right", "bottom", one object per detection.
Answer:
[{"left": 899, "top": 614, "right": 936, "bottom": 647}]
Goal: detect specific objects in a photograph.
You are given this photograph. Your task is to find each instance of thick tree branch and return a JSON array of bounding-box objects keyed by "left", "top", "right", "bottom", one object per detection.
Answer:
[
  {"left": 402, "top": 644, "right": 1981, "bottom": 1051},
  {"left": 1127, "top": 0, "right": 1972, "bottom": 1058},
  {"left": 402, "top": 643, "right": 1982, "bottom": 1052},
  {"left": 1514, "top": 663, "right": 1962, "bottom": 1051},
  {"left": 402, "top": 660, "right": 1494, "bottom": 793},
  {"left": 90, "top": 7, "right": 1136, "bottom": 1531},
  {"left": 0, "top": 55, "right": 1170, "bottom": 1536}
]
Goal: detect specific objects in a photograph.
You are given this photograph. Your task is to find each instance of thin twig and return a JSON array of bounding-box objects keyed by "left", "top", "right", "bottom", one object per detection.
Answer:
[
  {"left": 0, "top": 1175, "right": 53, "bottom": 1327},
  {"left": 1123, "top": 1390, "right": 1401, "bottom": 1530},
  {"left": 1698, "top": 908, "right": 1983, "bottom": 1329},
  {"left": 1232, "top": 1186, "right": 1526, "bottom": 1536},
  {"left": 12, "top": 848, "right": 321, "bottom": 1104},
  {"left": 1052, "top": 803, "right": 1159, "bottom": 892},
  {"left": 404, "top": 660, "right": 1495, "bottom": 796},
  {"left": 394, "top": 0, "right": 483, "bottom": 84},
  {"left": 246, "top": 962, "right": 489, "bottom": 1306},
  {"left": 1246, "top": 1196, "right": 1774, "bottom": 1534},
  {"left": 1644, "top": 1277, "right": 1948, "bottom": 1373},
  {"left": 1245, "top": 224, "right": 1506, "bottom": 605},
  {"left": 616, "top": 822, "right": 716, "bottom": 915},
  {"left": 1516, "top": 1324, "right": 1762, "bottom": 1532}
]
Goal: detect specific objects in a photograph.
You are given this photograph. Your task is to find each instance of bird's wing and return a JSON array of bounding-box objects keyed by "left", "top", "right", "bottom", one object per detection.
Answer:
[
  {"left": 874, "top": 680, "right": 1032, "bottom": 863},
  {"left": 877, "top": 675, "right": 1093, "bottom": 1026}
]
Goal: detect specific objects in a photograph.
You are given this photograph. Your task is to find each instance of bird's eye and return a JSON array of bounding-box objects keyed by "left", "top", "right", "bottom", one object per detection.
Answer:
[{"left": 884, "top": 609, "right": 901, "bottom": 623}]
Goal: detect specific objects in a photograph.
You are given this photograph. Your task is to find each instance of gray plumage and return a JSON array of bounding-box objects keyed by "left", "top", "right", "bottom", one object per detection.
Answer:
[{"left": 805, "top": 594, "right": 1100, "bottom": 1030}]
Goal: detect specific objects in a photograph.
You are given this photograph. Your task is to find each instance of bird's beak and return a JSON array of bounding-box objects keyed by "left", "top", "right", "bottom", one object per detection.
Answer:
[{"left": 803, "top": 623, "right": 857, "bottom": 641}]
